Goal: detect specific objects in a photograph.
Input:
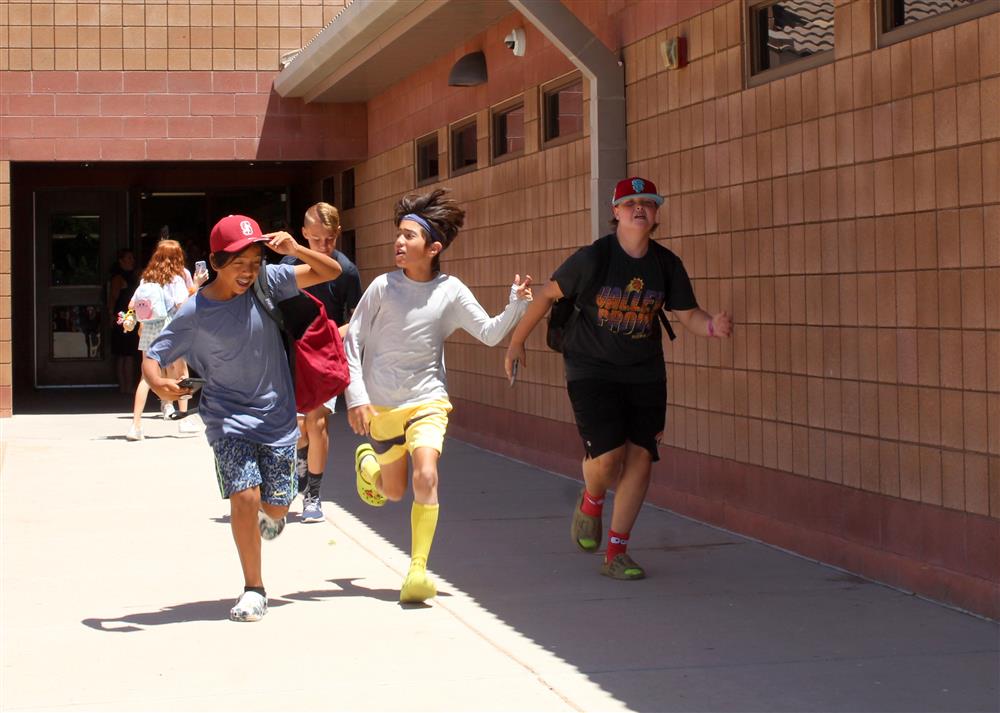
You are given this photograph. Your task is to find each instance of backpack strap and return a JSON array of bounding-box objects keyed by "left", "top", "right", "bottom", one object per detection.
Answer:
[
  {"left": 252, "top": 259, "right": 286, "bottom": 332},
  {"left": 650, "top": 242, "right": 677, "bottom": 342}
]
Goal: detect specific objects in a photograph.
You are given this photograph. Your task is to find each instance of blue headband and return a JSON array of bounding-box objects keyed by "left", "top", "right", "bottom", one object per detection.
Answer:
[{"left": 401, "top": 213, "right": 444, "bottom": 244}]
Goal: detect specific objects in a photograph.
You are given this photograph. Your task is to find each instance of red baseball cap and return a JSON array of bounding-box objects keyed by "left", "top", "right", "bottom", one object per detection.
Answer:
[
  {"left": 612, "top": 177, "right": 664, "bottom": 206},
  {"left": 209, "top": 215, "right": 268, "bottom": 253}
]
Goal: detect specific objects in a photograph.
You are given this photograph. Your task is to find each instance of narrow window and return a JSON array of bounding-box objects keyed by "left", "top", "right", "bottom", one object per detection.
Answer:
[
  {"left": 450, "top": 120, "right": 478, "bottom": 175},
  {"left": 492, "top": 101, "right": 525, "bottom": 160},
  {"left": 543, "top": 78, "right": 583, "bottom": 143},
  {"left": 748, "top": 0, "right": 835, "bottom": 83},
  {"left": 880, "top": 0, "right": 997, "bottom": 43},
  {"left": 415, "top": 133, "right": 439, "bottom": 186}
]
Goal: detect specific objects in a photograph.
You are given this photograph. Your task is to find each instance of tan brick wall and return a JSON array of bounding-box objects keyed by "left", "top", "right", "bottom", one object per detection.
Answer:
[
  {"left": 344, "top": 85, "right": 592, "bottom": 429},
  {"left": 0, "top": 0, "right": 347, "bottom": 72},
  {"left": 624, "top": 1, "right": 999, "bottom": 518},
  {"left": 343, "top": 2, "right": 998, "bottom": 521}
]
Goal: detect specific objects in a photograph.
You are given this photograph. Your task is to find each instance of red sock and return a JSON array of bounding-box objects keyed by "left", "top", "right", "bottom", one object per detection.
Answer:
[
  {"left": 606, "top": 529, "right": 629, "bottom": 562},
  {"left": 580, "top": 490, "right": 604, "bottom": 518}
]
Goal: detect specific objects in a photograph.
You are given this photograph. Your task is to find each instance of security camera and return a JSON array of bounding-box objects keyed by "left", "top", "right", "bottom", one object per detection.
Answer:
[{"left": 504, "top": 28, "right": 525, "bottom": 57}]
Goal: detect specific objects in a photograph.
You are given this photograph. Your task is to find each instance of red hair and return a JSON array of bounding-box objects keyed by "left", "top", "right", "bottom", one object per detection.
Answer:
[{"left": 141, "top": 239, "right": 186, "bottom": 285}]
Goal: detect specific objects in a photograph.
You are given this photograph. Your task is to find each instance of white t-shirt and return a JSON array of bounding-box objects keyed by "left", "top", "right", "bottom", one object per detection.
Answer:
[{"left": 344, "top": 270, "right": 528, "bottom": 409}]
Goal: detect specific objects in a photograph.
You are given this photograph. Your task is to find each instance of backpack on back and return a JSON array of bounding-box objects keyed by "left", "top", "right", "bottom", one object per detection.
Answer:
[
  {"left": 132, "top": 281, "right": 168, "bottom": 323},
  {"left": 252, "top": 263, "right": 350, "bottom": 413},
  {"left": 546, "top": 235, "right": 677, "bottom": 353}
]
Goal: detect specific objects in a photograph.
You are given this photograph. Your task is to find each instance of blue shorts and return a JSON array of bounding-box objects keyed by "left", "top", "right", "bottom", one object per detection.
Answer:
[{"left": 211, "top": 436, "right": 296, "bottom": 506}]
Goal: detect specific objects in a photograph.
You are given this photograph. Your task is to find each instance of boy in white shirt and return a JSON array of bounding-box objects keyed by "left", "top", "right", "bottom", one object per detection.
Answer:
[{"left": 344, "top": 188, "right": 532, "bottom": 603}]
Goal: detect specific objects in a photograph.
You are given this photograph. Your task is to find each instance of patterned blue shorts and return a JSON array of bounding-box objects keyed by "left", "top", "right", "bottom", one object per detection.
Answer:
[{"left": 211, "top": 437, "right": 296, "bottom": 506}]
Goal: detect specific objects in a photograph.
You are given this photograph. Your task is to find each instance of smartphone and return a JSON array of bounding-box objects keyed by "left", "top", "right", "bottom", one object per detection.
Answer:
[
  {"left": 509, "top": 359, "right": 519, "bottom": 387},
  {"left": 178, "top": 377, "right": 206, "bottom": 392},
  {"left": 194, "top": 260, "right": 207, "bottom": 274}
]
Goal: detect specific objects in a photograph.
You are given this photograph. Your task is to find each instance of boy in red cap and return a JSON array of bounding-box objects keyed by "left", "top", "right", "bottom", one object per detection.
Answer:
[
  {"left": 504, "top": 177, "right": 732, "bottom": 580},
  {"left": 142, "top": 215, "right": 341, "bottom": 621}
]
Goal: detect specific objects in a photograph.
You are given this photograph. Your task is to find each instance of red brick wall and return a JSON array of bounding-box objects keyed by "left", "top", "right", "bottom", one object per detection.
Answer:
[{"left": 0, "top": 70, "right": 366, "bottom": 161}]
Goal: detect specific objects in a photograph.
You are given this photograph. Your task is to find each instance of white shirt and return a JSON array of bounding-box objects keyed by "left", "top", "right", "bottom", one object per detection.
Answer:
[{"left": 344, "top": 270, "right": 528, "bottom": 408}]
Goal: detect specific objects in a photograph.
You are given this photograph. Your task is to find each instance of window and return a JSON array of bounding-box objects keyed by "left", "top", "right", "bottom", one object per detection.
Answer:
[
  {"left": 879, "top": 0, "right": 998, "bottom": 44},
  {"left": 492, "top": 100, "right": 525, "bottom": 160},
  {"left": 450, "top": 119, "right": 478, "bottom": 175},
  {"left": 321, "top": 176, "right": 335, "bottom": 205},
  {"left": 542, "top": 77, "right": 583, "bottom": 144},
  {"left": 748, "top": 0, "right": 835, "bottom": 84},
  {"left": 341, "top": 168, "right": 355, "bottom": 210},
  {"left": 415, "top": 133, "right": 439, "bottom": 185}
]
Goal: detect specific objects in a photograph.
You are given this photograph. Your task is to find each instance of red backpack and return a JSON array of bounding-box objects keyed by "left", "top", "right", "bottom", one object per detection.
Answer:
[{"left": 252, "top": 264, "right": 349, "bottom": 413}]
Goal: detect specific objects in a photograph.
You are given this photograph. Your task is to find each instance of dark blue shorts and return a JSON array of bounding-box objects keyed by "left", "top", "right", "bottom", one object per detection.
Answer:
[{"left": 211, "top": 436, "right": 296, "bottom": 506}]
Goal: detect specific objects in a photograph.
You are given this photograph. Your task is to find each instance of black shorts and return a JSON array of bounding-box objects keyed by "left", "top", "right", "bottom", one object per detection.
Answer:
[{"left": 566, "top": 379, "right": 667, "bottom": 461}]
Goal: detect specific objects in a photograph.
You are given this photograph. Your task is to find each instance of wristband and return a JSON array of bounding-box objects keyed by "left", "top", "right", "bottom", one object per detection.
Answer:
[{"left": 707, "top": 319, "right": 716, "bottom": 337}]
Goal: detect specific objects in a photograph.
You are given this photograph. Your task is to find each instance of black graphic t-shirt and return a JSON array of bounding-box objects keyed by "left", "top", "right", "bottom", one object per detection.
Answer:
[{"left": 552, "top": 234, "right": 698, "bottom": 383}]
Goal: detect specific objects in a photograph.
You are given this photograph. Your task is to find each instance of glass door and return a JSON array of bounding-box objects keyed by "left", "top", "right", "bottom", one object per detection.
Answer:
[{"left": 34, "top": 190, "right": 124, "bottom": 386}]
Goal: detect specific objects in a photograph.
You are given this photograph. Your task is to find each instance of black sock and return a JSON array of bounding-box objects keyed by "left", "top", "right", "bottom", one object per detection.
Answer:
[
  {"left": 306, "top": 471, "right": 323, "bottom": 497},
  {"left": 244, "top": 585, "right": 266, "bottom": 598}
]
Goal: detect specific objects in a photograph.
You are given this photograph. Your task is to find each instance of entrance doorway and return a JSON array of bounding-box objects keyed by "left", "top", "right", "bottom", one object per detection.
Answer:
[
  {"left": 33, "top": 190, "right": 125, "bottom": 387},
  {"left": 136, "top": 189, "right": 291, "bottom": 272}
]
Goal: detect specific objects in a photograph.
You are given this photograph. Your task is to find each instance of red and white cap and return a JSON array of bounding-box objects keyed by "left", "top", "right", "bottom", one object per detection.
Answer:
[
  {"left": 209, "top": 215, "right": 268, "bottom": 253},
  {"left": 611, "top": 177, "right": 664, "bottom": 206}
]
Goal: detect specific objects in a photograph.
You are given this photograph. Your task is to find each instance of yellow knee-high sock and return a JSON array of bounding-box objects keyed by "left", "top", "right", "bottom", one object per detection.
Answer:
[{"left": 410, "top": 502, "right": 439, "bottom": 567}]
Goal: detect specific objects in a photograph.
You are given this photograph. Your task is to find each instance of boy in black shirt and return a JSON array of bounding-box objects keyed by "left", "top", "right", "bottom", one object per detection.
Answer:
[
  {"left": 281, "top": 202, "right": 362, "bottom": 523},
  {"left": 504, "top": 177, "right": 732, "bottom": 579}
]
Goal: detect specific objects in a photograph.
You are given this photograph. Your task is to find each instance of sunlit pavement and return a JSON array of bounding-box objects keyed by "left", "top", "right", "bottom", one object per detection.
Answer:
[{"left": 1, "top": 410, "right": 997, "bottom": 712}]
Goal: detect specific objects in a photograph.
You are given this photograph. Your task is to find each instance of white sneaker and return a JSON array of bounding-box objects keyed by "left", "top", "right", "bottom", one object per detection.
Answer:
[
  {"left": 125, "top": 426, "right": 143, "bottom": 441},
  {"left": 258, "top": 510, "right": 286, "bottom": 540},
  {"left": 177, "top": 418, "right": 201, "bottom": 434},
  {"left": 229, "top": 591, "right": 267, "bottom": 622},
  {"left": 161, "top": 401, "right": 176, "bottom": 420}
]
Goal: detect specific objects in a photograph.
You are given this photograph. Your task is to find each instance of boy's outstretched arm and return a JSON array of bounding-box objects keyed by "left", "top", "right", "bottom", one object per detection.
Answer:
[
  {"left": 673, "top": 308, "right": 733, "bottom": 338},
  {"left": 503, "top": 279, "right": 564, "bottom": 379},
  {"left": 265, "top": 231, "right": 341, "bottom": 288},
  {"left": 452, "top": 274, "right": 533, "bottom": 348}
]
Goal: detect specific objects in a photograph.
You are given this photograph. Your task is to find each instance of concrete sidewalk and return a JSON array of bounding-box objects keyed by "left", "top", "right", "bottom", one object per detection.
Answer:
[{"left": 1, "top": 410, "right": 997, "bottom": 712}]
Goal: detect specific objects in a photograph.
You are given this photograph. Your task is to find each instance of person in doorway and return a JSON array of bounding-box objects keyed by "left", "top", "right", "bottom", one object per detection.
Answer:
[
  {"left": 108, "top": 249, "right": 140, "bottom": 394},
  {"left": 126, "top": 239, "right": 204, "bottom": 441},
  {"left": 280, "top": 202, "right": 362, "bottom": 523},
  {"left": 345, "top": 188, "right": 532, "bottom": 603},
  {"left": 503, "top": 177, "right": 733, "bottom": 580},
  {"left": 142, "top": 215, "right": 341, "bottom": 622}
]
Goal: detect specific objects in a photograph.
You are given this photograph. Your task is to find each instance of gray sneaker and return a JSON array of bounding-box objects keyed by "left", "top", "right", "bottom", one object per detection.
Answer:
[
  {"left": 302, "top": 494, "right": 324, "bottom": 523},
  {"left": 258, "top": 511, "right": 286, "bottom": 540},
  {"left": 229, "top": 590, "right": 267, "bottom": 622}
]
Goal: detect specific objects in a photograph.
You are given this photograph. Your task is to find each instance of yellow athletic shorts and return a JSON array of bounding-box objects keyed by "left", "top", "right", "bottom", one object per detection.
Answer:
[{"left": 368, "top": 399, "right": 453, "bottom": 465}]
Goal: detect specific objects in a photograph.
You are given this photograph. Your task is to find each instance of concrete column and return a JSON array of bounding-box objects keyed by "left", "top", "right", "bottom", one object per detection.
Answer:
[{"left": 509, "top": 0, "right": 625, "bottom": 240}]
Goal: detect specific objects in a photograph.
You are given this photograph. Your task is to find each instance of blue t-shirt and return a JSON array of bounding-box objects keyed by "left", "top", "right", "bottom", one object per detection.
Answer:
[{"left": 147, "top": 264, "right": 300, "bottom": 447}]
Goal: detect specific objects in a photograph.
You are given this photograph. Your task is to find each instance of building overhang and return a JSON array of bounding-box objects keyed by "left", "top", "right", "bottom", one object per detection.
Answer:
[{"left": 273, "top": 0, "right": 513, "bottom": 104}]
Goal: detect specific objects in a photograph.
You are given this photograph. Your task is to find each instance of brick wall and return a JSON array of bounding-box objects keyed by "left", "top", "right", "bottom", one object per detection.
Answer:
[
  {"left": 339, "top": 0, "right": 999, "bottom": 617},
  {"left": 0, "top": 0, "right": 347, "bottom": 72},
  {"left": 0, "top": 1, "right": 363, "bottom": 416}
]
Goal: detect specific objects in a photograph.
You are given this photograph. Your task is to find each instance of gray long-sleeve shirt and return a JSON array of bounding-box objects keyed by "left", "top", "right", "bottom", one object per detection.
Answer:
[{"left": 344, "top": 270, "right": 528, "bottom": 409}]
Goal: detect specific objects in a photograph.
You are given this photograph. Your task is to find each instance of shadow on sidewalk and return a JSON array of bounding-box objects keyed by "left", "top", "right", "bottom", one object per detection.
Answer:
[
  {"left": 82, "top": 578, "right": 448, "bottom": 633},
  {"left": 318, "top": 411, "right": 1000, "bottom": 713}
]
